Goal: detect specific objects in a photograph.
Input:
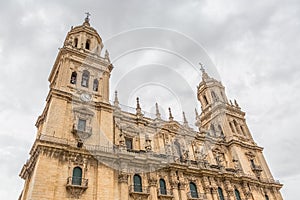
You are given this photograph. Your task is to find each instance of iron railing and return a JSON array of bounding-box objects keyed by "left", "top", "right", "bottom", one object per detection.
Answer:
[{"left": 66, "top": 177, "right": 88, "bottom": 187}]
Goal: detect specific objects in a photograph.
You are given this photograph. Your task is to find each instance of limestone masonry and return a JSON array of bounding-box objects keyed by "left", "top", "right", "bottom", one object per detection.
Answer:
[{"left": 19, "top": 16, "right": 283, "bottom": 200}]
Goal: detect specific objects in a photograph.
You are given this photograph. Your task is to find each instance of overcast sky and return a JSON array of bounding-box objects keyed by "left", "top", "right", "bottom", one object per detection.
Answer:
[{"left": 0, "top": 0, "right": 299, "bottom": 199}]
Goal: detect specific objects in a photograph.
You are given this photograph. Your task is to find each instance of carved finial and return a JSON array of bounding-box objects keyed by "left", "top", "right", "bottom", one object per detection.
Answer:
[
  {"left": 105, "top": 49, "right": 110, "bottom": 62},
  {"left": 114, "top": 91, "right": 120, "bottom": 108},
  {"left": 234, "top": 99, "right": 239, "bottom": 107},
  {"left": 183, "top": 111, "right": 188, "bottom": 126},
  {"left": 155, "top": 102, "right": 161, "bottom": 119},
  {"left": 195, "top": 108, "right": 201, "bottom": 131},
  {"left": 168, "top": 107, "right": 174, "bottom": 121},
  {"left": 136, "top": 97, "right": 142, "bottom": 116},
  {"left": 84, "top": 12, "right": 91, "bottom": 25},
  {"left": 136, "top": 97, "right": 141, "bottom": 109}
]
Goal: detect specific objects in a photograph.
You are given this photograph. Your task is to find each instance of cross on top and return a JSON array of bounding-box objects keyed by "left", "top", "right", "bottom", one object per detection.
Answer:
[
  {"left": 85, "top": 12, "right": 91, "bottom": 19},
  {"left": 84, "top": 12, "right": 91, "bottom": 23},
  {"left": 199, "top": 62, "right": 206, "bottom": 73}
]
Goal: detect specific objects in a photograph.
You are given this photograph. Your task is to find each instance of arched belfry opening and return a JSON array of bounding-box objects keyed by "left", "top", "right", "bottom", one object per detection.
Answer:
[{"left": 85, "top": 39, "right": 90, "bottom": 50}]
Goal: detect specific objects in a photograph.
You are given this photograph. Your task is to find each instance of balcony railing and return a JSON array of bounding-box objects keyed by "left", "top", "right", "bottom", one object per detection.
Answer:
[
  {"left": 187, "top": 192, "right": 207, "bottom": 200},
  {"left": 66, "top": 177, "right": 88, "bottom": 188},
  {"left": 72, "top": 125, "right": 92, "bottom": 139},
  {"left": 251, "top": 164, "right": 263, "bottom": 172},
  {"left": 129, "top": 185, "right": 150, "bottom": 194},
  {"left": 158, "top": 188, "right": 173, "bottom": 197}
]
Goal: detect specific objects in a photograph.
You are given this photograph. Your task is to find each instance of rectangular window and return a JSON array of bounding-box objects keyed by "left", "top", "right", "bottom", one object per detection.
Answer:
[
  {"left": 125, "top": 138, "right": 133, "bottom": 150},
  {"left": 78, "top": 119, "right": 86, "bottom": 131}
]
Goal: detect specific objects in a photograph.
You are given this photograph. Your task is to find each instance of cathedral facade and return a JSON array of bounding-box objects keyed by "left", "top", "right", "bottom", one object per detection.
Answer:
[{"left": 19, "top": 17, "right": 283, "bottom": 200}]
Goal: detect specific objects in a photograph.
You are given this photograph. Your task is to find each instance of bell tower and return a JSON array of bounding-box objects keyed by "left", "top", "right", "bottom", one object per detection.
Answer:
[
  {"left": 197, "top": 63, "right": 253, "bottom": 141},
  {"left": 197, "top": 64, "right": 277, "bottom": 196},
  {"left": 35, "top": 14, "right": 114, "bottom": 144},
  {"left": 19, "top": 16, "right": 115, "bottom": 200}
]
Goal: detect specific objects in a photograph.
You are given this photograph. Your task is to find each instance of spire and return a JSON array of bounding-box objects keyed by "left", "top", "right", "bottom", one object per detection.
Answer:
[
  {"left": 195, "top": 108, "right": 201, "bottom": 130},
  {"left": 195, "top": 108, "right": 199, "bottom": 119},
  {"left": 136, "top": 97, "right": 142, "bottom": 116},
  {"left": 84, "top": 12, "right": 91, "bottom": 26},
  {"left": 168, "top": 107, "right": 174, "bottom": 121},
  {"left": 182, "top": 111, "right": 189, "bottom": 127},
  {"left": 114, "top": 91, "right": 120, "bottom": 108},
  {"left": 105, "top": 49, "right": 111, "bottom": 63},
  {"left": 199, "top": 62, "right": 210, "bottom": 81},
  {"left": 155, "top": 103, "right": 161, "bottom": 119}
]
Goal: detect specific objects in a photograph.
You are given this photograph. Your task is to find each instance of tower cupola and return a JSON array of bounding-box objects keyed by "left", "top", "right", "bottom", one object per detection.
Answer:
[
  {"left": 63, "top": 13, "right": 104, "bottom": 56},
  {"left": 197, "top": 63, "right": 229, "bottom": 110}
]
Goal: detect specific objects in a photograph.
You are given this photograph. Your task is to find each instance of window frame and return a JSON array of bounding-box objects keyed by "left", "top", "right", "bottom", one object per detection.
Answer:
[
  {"left": 81, "top": 70, "right": 90, "bottom": 88},
  {"left": 159, "top": 178, "right": 167, "bottom": 195},
  {"left": 72, "top": 167, "right": 82, "bottom": 186},
  {"left": 93, "top": 79, "right": 99, "bottom": 91},
  {"left": 234, "top": 189, "right": 241, "bottom": 200},
  {"left": 78, "top": 119, "right": 86, "bottom": 132},
  {"left": 218, "top": 187, "right": 225, "bottom": 200},
  {"left": 133, "top": 174, "right": 142, "bottom": 192},
  {"left": 189, "top": 182, "right": 198, "bottom": 198},
  {"left": 70, "top": 71, "right": 77, "bottom": 84}
]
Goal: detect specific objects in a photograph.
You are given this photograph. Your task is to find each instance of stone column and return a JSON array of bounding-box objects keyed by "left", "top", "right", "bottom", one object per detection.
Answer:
[
  {"left": 118, "top": 172, "right": 129, "bottom": 200},
  {"left": 211, "top": 188, "right": 219, "bottom": 200},
  {"left": 170, "top": 182, "right": 180, "bottom": 200},
  {"left": 179, "top": 182, "right": 187, "bottom": 200},
  {"left": 224, "top": 180, "right": 235, "bottom": 200},
  {"left": 227, "top": 190, "right": 235, "bottom": 200},
  {"left": 149, "top": 175, "right": 158, "bottom": 200},
  {"left": 204, "top": 188, "right": 214, "bottom": 200}
]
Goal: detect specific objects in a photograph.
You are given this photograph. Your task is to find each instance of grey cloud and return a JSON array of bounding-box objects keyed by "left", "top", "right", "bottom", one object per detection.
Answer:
[{"left": 0, "top": 0, "right": 299, "bottom": 199}]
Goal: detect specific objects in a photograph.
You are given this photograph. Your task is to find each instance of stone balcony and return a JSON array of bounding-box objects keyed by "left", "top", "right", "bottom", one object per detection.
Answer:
[
  {"left": 72, "top": 125, "right": 92, "bottom": 139},
  {"left": 129, "top": 185, "right": 150, "bottom": 199},
  {"left": 66, "top": 177, "right": 88, "bottom": 198},
  {"left": 187, "top": 192, "right": 207, "bottom": 200},
  {"left": 158, "top": 189, "right": 174, "bottom": 199}
]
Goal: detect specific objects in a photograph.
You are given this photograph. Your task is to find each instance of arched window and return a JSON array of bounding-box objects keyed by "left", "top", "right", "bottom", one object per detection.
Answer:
[
  {"left": 81, "top": 70, "right": 90, "bottom": 87},
  {"left": 203, "top": 95, "right": 209, "bottom": 105},
  {"left": 70, "top": 71, "right": 77, "bottom": 84},
  {"left": 93, "top": 79, "right": 99, "bottom": 91},
  {"left": 240, "top": 125, "right": 246, "bottom": 136},
  {"left": 189, "top": 182, "right": 198, "bottom": 198},
  {"left": 133, "top": 174, "right": 142, "bottom": 192},
  {"left": 159, "top": 179, "right": 167, "bottom": 195},
  {"left": 74, "top": 38, "right": 78, "bottom": 48},
  {"left": 211, "top": 91, "right": 218, "bottom": 102},
  {"left": 72, "top": 167, "right": 82, "bottom": 185},
  {"left": 218, "top": 125, "right": 224, "bottom": 137},
  {"left": 230, "top": 122, "right": 235, "bottom": 133},
  {"left": 233, "top": 120, "right": 240, "bottom": 134},
  {"left": 265, "top": 194, "right": 269, "bottom": 200},
  {"left": 234, "top": 189, "right": 241, "bottom": 200},
  {"left": 218, "top": 187, "right": 225, "bottom": 200},
  {"left": 85, "top": 39, "right": 90, "bottom": 50}
]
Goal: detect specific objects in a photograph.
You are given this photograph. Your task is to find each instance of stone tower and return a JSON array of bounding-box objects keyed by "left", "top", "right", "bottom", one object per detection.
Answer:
[
  {"left": 19, "top": 18, "right": 283, "bottom": 200},
  {"left": 19, "top": 16, "right": 115, "bottom": 199}
]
